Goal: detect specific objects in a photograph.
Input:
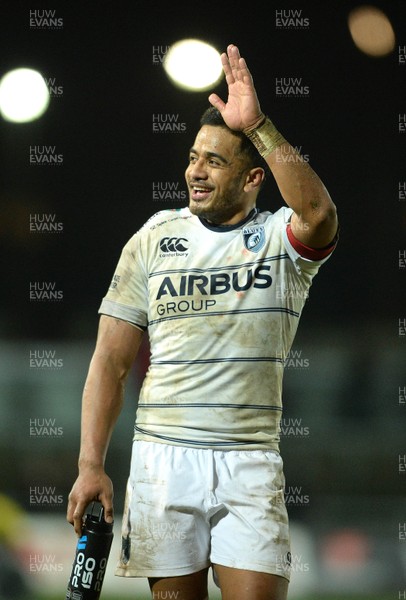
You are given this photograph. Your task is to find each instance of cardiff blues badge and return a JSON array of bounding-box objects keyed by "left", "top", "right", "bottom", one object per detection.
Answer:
[{"left": 242, "top": 225, "right": 265, "bottom": 253}]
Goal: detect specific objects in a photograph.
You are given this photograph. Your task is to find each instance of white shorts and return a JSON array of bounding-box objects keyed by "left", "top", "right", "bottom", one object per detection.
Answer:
[{"left": 115, "top": 441, "right": 291, "bottom": 583}]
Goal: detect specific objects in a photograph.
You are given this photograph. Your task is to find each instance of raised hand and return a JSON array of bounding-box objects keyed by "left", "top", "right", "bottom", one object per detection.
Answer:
[{"left": 208, "top": 44, "right": 265, "bottom": 132}]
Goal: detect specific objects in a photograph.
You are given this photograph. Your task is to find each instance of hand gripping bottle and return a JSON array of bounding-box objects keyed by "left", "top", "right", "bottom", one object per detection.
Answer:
[{"left": 66, "top": 502, "right": 114, "bottom": 600}]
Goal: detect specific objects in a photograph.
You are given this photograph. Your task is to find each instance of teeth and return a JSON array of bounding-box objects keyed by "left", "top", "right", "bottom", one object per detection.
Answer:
[{"left": 193, "top": 186, "right": 210, "bottom": 192}]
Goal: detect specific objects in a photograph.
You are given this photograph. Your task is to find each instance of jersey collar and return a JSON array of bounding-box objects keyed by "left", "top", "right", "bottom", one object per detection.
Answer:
[{"left": 198, "top": 208, "right": 259, "bottom": 232}]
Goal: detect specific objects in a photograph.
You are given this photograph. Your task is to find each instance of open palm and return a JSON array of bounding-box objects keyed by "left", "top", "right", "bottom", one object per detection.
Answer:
[{"left": 209, "top": 44, "right": 264, "bottom": 131}]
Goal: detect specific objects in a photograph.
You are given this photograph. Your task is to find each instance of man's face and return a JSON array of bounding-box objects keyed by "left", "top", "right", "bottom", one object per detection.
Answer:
[{"left": 185, "top": 125, "right": 253, "bottom": 225}]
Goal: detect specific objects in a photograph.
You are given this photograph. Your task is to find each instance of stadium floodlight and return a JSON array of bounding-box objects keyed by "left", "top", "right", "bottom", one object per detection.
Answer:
[
  {"left": 348, "top": 5, "right": 396, "bottom": 57},
  {"left": 163, "top": 39, "right": 223, "bottom": 91},
  {"left": 0, "top": 68, "right": 50, "bottom": 123}
]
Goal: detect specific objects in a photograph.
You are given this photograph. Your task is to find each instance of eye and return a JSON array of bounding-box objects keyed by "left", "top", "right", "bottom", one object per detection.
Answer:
[
  {"left": 189, "top": 155, "right": 197, "bottom": 163},
  {"left": 208, "top": 158, "right": 220, "bottom": 166}
]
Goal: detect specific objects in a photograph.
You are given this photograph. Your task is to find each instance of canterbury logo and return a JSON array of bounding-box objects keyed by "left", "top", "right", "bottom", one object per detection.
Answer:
[{"left": 159, "top": 237, "right": 189, "bottom": 252}]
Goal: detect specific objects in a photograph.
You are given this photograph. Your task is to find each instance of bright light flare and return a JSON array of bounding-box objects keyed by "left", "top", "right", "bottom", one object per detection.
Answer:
[
  {"left": 348, "top": 5, "right": 395, "bottom": 57},
  {"left": 163, "top": 39, "right": 223, "bottom": 91},
  {"left": 0, "top": 68, "right": 50, "bottom": 123}
]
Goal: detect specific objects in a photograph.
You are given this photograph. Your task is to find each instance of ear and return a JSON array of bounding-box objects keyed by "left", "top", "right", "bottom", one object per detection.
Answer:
[{"left": 244, "top": 167, "right": 265, "bottom": 192}]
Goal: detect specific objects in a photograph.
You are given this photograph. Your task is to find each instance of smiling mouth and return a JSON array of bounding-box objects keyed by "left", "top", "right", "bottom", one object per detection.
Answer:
[{"left": 190, "top": 185, "right": 213, "bottom": 201}]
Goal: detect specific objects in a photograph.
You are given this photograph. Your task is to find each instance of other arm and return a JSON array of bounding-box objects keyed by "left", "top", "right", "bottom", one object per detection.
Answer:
[{"left": 67, "top": 315, "right": 143, "bottom": 535}]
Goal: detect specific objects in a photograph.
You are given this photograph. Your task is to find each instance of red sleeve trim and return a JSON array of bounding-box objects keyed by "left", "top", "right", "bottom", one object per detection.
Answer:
[{"left": 286, "top": 223, "right": 338, "bottom": 261}]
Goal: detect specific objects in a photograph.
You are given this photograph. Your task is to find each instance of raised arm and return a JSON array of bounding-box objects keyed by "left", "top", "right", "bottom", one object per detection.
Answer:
[
  {"left": 67, "top": 315, "right": 143, "bottom": 535},
  {"left": 209, "top": 44, "right": 338, "bottom": 248}
]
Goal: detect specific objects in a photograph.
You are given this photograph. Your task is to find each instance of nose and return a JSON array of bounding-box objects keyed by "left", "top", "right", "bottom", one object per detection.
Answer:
[{"left": 188, "top": 157, "right": 208, "bottom": 180}]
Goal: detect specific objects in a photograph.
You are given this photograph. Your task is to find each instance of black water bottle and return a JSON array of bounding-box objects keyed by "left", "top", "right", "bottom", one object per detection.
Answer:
[{"left": 66, "top": 502, "right": 114, "bottom": 600}]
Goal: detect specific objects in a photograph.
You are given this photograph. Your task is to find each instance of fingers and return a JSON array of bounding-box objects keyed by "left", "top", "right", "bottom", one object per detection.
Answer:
[
  {"left": 67, "top": 496, "right": 113, "bottom": 536},
  {"left": 227, "top": 44, "right": 241, "bottom": 71},
  {"left": 73, "top": 502, "right": 87, "bottom": 537},
  {"left": 67, "top": 496, "right": 87, "bottom": 537},
  {"left": 238, "top": 57, "right": 253, "bottom": 84},
  {"left": 220, "top": 45, "right": 241, "bottom": 81},
  {"left": 221, "top": 45, "right": 252, "bottom": 86},
  {"left": 220, "top": 52, "right": 234, "bottom": 85},
  {"left": 227, "top": 45, "right": 243, "bottom": 80},
  {"left": 220, "top": 46, "right": 239, "bottom": 83},
  {"left": 67, "top": 473, "right": 114, "bottom": 536}
]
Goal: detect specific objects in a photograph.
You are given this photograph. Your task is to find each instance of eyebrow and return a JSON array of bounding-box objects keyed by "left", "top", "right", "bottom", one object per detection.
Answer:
[{"left": 189, "top": 147, "right": 230, "bottom": 165}]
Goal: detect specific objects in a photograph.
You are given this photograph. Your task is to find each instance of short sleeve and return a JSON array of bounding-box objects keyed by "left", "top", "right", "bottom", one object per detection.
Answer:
[
  {"left": 280, "top": 208, "right": 338, "bottom": 274},
  {"left": 98, "top": 233, "right": 148, "bottom": 330}
]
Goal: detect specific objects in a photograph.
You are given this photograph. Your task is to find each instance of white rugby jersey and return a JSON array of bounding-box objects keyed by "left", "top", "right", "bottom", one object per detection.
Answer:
[{"left": 99, "top": 206, "right": 337, "bottom": 451}]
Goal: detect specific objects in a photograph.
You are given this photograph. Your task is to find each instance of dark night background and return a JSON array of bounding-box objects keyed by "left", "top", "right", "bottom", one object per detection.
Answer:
[
  {"left": 1, "top": 0, "right": 404, "bottom": 339},
  {"left": 0, "top": 1, "right": 405, "bottom": 597}
]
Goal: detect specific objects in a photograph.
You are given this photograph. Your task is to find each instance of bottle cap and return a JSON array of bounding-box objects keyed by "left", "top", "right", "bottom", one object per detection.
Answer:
[{"left": 85, "top": 501, "right": 114, "bottom": 533}]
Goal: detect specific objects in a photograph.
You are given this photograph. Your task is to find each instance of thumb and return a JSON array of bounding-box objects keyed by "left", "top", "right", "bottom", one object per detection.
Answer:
[
  {"left": 104, "top": 509, "right": 114, "bottom": 524},
  {"left": 208, "top": 93, "right": 225, "bottom": 112},
  {"left": 101, "top": 497, "right": 114, "bottom": 523}
]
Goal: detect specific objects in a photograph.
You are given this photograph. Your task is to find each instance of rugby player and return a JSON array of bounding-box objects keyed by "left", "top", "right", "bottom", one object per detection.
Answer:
[{"left": 67, "top": 44, "right": 338, "bottom": 600}]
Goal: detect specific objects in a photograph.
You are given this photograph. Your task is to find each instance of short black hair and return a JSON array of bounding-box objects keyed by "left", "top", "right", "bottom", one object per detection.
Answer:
[{"left": 199, "top": 106, "right": 269, "bottom": 179}]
